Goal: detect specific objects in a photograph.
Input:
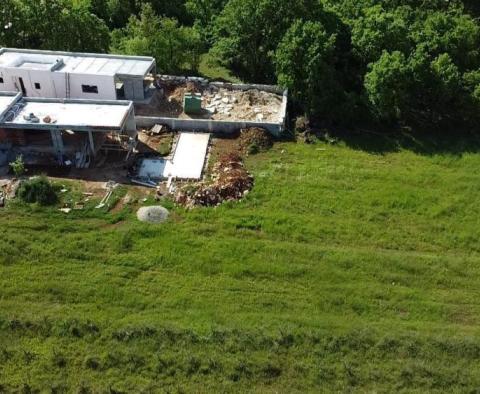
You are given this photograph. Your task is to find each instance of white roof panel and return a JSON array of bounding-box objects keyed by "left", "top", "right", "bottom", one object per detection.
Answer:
[
  {"left": 5, "top": 101, "right": 130, "bottom": 129},
  {"left": 0, "top": 48, "right": 155, "bottom": 77}
]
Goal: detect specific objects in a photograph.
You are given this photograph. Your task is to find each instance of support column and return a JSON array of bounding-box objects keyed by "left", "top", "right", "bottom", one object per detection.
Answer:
[
  {"left": 88, "top": 130, "right": 96, "bottom": 156},
  {"left": 50, "top": 130, "right": 64, "bottom": 164}
]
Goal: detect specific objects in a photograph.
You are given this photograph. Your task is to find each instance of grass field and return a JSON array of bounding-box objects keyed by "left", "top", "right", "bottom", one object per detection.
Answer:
[{"left": 1, "top": 132, "right": 480, "bottom": 392}]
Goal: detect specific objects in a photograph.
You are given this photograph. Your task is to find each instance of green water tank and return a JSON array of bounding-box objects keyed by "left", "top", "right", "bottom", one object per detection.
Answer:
[{"left": 184, "top": 92, "right": 203, "bottom": 114}]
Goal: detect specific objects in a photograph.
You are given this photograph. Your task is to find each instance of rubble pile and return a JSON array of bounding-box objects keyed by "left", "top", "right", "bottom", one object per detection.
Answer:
[
  {"left": 239, "top": 127, "right": 273, "bottom": 154},
  {"left": 175, "top": 152, "right": 253, "bottom": 208},
  {"left": 0, "top": 178, "right": 21, "bottom": 206},
  {"left": 185, "top": 81, "right": 201, "bottom": 93},
  {"left": 203, "top": 88, "right": 282, "bottom": 121},
  {"left": 136, "top": 77, "right": 284, "bottom": 122}
]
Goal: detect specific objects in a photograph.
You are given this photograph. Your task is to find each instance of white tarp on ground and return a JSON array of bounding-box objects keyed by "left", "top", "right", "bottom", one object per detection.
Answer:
[{"left": 138, "top": 132, "right": 210, "bottom": 180}]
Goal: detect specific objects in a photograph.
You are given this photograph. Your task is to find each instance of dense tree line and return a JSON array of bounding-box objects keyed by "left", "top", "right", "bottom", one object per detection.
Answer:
[{"left": 1, "top": 0, "right": 480, "bottom": 128}]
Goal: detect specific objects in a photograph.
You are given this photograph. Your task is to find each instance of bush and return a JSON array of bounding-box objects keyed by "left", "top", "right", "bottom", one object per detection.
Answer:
[
  {"left": 18, "top": 176, "right": 59, "bottom": 206},
  {"left": 9, "top": 155, "right": 25, "bottom": 177}
]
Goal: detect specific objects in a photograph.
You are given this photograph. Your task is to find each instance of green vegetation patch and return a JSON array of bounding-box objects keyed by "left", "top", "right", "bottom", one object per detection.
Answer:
[{"left": 1, "top": 135, "right": 480, "bottom": 390}]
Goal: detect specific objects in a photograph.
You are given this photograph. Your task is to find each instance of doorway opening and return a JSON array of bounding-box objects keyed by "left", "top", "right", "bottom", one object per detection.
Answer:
[{"left": 19, "top": 77, "right": 26, "bottom": 95}]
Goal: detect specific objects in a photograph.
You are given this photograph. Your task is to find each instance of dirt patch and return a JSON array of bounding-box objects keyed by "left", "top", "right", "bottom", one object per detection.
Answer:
[
  {"left": 137, "top": 131, "right": 174, "bottom": 156},
  {"left": 239, "top": 127, "right": 273, "bottom": 154},
  {"left": 175, "top": 152, "right": 253, "bottom": 208},
  {"left": 110, "top": 198, "right": 125, "bottom": 214}
]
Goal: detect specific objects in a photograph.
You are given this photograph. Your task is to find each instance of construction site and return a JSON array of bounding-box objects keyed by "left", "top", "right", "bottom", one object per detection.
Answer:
[
  {"left": 0, "top": 49, "right": 288, "bottom": 211},
  {"left": 135, "top": 76, "right": 288, "bottom": 136}
]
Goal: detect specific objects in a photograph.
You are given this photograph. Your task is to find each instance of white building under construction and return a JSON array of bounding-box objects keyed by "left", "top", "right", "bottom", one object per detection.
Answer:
[
  {"left": 0, "top": 48, "right": 156, "bottom": 102},
  {"left": 0, "top": 92, "right": 137, "bottom": 168}
]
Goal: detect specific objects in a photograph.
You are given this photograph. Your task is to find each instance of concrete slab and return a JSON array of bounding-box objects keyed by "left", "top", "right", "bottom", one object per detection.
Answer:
[
  {"left": 137, "top": 132, "right": 210, "bottom": 180},
  {"left": 170, "top": 133, "right": 210, "bottom": 179}
]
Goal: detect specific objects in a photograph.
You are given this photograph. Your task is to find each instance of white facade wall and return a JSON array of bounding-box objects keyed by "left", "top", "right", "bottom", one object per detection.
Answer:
[
  {"left": 66, "top": 73, "right": 116, "bottom": 100},
  {"left": 0, "top": 68, "right": 56, "bottom": 97},
  {"left": 0, "top": 67, "right": 117, "bottom": 100},
  {"left": 0, "top": 69, "right": 16, "bottom": 92}
]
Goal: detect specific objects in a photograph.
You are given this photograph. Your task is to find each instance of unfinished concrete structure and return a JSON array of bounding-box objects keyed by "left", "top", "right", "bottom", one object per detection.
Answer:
[
  {"left": 0, "top": 48, "right": 156, "bottom": 102},
  {"left": 0, "top": 92, "right": 137, "bottom": 168},
  {"left": 135, "top": 76, "right": 288, "bottom": 136}
]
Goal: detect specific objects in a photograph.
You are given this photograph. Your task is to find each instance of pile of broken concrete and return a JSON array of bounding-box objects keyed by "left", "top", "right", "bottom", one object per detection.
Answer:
[
  {"left": 0, "top": 178, "right": 21, "bottom": 207},
  {"left": 175, "top": 152, "right": 253, "bottom": 208}
]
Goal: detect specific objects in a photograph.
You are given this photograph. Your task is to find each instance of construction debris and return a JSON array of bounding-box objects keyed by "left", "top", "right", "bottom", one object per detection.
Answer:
[
  {"left": 175, "top": 152, "right": 253, "bottom": 208},
  {"left": 0, "top": 178, "right": 21, "bottom": 203},
  {"left": 23, "top": 112, "right": 39, "bottom": 123},
  {"left": 147, "top": 124, "right": 169, "bottom": 136},
  {"left": 239, "top": 127, "right": 273, "bottom": 154},
  {"left": 95, "top": 180, "right": 118, "bottom": 209},
  {"left": 203, "top": 89, "right": 281, "bottom": 121},
  {"left": 136, "top": 80, "right": 283, "bottom": 123}
]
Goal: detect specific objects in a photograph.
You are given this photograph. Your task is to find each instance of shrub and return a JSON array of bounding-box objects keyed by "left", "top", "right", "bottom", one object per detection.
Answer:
[
  {"left": 9, "top": 155, "right": 25, "bottom": 177},
  {"left": 17, "top": 176, "right": 59, "bottom": 206}
]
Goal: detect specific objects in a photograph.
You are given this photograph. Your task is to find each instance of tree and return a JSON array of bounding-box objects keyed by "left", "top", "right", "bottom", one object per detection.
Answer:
[
  {"left": 111, "top": 4, "right": 202, "bottom": 73},
  {"left": 0, "top": 0, "right": 110, "bottom": 52},
  {"left": 105, "top": 0, "right": 137, "bottom": 29},
  {"left": 211, "top": 0, "right": 328, "bottom": 83},
  {"left": 364, "top": 51, "right": 411, "bottom": 121},
  {"left": 275, "top": 20, "right": 340, "bottom": 119},
  {"left": 0, "top": 0, "right": 23, "bottom": 48},
  {"left": 351, "top": 5, "right": 411, "bottom": 64},
  {"left": 186, "top": 0, "right": 228, "bottom": 42},
  {"left": 429, "top": 53, "right": 463, "bottom": 121}
]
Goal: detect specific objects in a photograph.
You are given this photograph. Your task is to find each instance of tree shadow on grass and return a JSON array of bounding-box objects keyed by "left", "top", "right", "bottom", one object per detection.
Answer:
[{"left": 331, "top": 127, "right": 480, "bottom": 157}]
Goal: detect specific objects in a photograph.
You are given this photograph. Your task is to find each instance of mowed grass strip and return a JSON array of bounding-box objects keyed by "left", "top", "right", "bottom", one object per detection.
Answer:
[{"left": 1, "top": 136, "right": 480, "bottom": 391}]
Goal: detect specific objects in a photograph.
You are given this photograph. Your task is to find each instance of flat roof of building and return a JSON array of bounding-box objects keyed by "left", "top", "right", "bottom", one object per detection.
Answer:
[
  {"left": 0, "top": 93, "right": 133, "bottom": 131},
  {"left": 0, "top": 48, "right": 155, "bottom": 78}
]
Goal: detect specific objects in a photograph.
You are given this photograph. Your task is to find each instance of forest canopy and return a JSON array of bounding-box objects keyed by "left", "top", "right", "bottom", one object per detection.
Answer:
[{"left": 1, "top": 0, "right": 480, "bottom": 128}]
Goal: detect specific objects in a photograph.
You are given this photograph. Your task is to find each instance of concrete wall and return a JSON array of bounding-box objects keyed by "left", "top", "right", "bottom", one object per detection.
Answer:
[
  {"left": 158, "top": 75, "right": 285, "bottom": 95},
  {"left": 135, "top": 116, "right": 285, "bottom": 137},
  {"left": 0, "top": 68, "right": 56, "bottom": 98},
  {"left": 65, "top": 73, "right": 116, "bottom": 100},
  {"left": 0, "top": 68, "right": 117, "bottom": 100}
]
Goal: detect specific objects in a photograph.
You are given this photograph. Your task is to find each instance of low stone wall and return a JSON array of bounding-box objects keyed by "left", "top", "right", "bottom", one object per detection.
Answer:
[{"left": 135, "top": 116, "right": 285, "bottom": 137}]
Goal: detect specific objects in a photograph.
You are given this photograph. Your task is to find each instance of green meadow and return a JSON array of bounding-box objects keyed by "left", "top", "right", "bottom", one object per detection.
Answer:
[{"left": 1, "top": 133, "right": 480, "bottom": 392}]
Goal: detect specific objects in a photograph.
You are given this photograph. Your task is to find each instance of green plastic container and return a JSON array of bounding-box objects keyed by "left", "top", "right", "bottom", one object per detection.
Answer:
[{"left": 184, "top": 93, "right": 203, "bottom": 114}]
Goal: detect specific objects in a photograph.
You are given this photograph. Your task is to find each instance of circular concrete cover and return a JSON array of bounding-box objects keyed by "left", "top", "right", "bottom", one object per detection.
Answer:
[{"left": 137, "top": 206, "right": 169, "bottom": 223}]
